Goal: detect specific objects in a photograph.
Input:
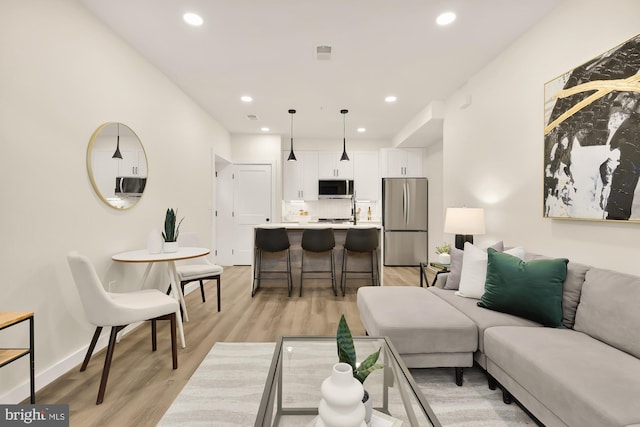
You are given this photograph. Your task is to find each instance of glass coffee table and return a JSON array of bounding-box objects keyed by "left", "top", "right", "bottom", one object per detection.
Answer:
[{"left": 255, "top": 336, "right": 441, "bottom": 427}]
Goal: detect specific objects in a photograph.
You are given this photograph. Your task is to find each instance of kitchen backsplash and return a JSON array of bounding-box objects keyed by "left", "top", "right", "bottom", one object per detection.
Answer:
[{"left": 283, "top": 199, "right": 379, "bottom": 222}]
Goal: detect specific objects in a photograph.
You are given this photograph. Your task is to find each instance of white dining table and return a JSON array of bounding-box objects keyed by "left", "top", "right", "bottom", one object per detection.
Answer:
[{"left": 112, "top": 246, "right": 210, "bottom": 348}]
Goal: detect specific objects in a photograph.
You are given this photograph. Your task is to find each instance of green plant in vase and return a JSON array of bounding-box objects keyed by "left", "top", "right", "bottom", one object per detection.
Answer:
[
  {"left": 435, "top": 242, "right": 450, "bottom": 255},
  {"left": 435, "top": 242, "right": 451, "bottom": 264},
  {"left": 336, "top": 314, "right": 383, "bottom": 422},
  {"left": 161, "top": 208, "right": 184, "bottom": 252}
]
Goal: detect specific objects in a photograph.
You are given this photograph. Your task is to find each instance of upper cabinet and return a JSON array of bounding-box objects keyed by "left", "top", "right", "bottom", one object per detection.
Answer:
[
  {"left": 318, "top": 152, "right": 354, "bottom": 179},
  {"left": 282, "top": 151, "right": 319, "bottom": 201},
  {"left": 381, "top": 148, "right": 424, "bottom": 177},
  {"left": 119, "top": 150, "right": 147, "bottom": 176},
  {"left": 353, "top": 151, "right": 380, "bottom": 201}
]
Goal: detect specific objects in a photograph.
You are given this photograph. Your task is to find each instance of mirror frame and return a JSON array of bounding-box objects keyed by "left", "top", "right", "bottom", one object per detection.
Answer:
[{"left": 86, "top": 122, "right": 148, "bottom": 210}]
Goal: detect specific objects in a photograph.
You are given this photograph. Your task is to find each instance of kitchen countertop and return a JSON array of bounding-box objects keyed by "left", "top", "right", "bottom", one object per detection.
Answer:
[{"left": 258, "top": 222, "right": 383, "bottom": 230}]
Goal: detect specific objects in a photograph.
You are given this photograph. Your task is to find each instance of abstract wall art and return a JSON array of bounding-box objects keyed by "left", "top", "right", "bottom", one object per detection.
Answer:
[{"left": 544, "top": 33, "right": 640, "bottom": 221}]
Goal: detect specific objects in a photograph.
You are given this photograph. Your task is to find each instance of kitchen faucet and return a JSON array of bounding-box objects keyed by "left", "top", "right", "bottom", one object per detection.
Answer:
[{"left": 352, "top": 196, "right": 357, "bottom": 225}]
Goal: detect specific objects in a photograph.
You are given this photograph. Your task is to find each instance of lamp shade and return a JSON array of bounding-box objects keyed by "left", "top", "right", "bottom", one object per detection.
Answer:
[{"left": 444, "top": 208, "right": 486, "bottom": 235}]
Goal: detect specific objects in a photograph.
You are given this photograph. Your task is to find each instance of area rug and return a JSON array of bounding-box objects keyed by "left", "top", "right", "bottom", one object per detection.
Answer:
[{"left": 159, "top": 342, "right": 536, "bottom": 426}]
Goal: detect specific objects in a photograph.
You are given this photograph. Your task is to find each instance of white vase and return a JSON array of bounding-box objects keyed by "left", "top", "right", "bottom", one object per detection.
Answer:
[
  {"left": 316, "top": 363, "right": 367, "bottom": 427},
  {"left": 147, "top": 228, "right": 163, "bottom": 254},
  {"left": 163, "top": 241, "right": 179, "bottom": 253},
  {"left": 438, "top": 253, "right": 451, "bottom": 264}
]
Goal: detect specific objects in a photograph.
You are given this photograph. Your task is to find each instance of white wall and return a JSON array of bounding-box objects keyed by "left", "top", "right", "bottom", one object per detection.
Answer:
[
  {"left": 443, "top": 0, "right": 640, "bottom": 274},
  {"left": 424, "top": 141, "right": 444, "bottom": 259},
  {"left": 0, "top": 0, "right": 230, "bottom": 402}
]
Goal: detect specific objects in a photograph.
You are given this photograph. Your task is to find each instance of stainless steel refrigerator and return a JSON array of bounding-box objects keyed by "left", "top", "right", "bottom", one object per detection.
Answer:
[{"left": 382, "top": 177, "right": 428, "bottom": 266}]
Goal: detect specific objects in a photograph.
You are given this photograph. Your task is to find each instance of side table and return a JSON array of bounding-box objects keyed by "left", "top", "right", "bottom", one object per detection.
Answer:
[
  {"left": 419, "top": 263, "right": 450, "bottom": 287},
  {"left": 0, "top": 312, "right": 35, "bottom": 403}
]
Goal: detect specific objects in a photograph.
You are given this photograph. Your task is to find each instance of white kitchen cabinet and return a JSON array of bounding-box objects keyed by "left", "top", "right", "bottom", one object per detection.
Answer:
[
  {"left": 317, "top": 152, "right": 354, "bottom": 179},
  {"left": 118, "top": 150, "right": 147, "bottom": 176},
  {"left": 353, "top": 151, "right": 380, "bottom": 201},
  {"left": 282, "top": 151, "right": 318, "bottom": 200},
  {"left": 381, "top": 148, "right": 424, "bottom": 177}
]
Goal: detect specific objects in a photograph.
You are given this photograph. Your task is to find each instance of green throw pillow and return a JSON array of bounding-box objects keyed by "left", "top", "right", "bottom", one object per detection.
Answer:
[{"left": 477, "top": 249, "right": 568, "bottom": 327}]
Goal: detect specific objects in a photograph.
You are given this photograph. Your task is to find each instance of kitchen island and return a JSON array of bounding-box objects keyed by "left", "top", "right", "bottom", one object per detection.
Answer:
[{"left": 251, "top": 222, "right": 384, "bottom": 296}]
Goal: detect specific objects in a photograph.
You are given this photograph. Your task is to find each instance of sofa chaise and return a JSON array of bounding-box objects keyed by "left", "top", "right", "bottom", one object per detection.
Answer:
[{"left": 357, "top": 251, "right": 640, "bottom": 427}]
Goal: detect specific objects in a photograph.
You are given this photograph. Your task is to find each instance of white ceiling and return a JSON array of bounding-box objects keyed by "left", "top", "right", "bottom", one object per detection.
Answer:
[{"left": 80, "top": 0, "right": 560, "bottom": 144}]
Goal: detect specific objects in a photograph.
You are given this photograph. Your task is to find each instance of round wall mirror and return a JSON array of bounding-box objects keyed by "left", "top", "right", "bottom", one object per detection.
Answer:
[{"left": 86, "top": 122, "right": 148, "bottom": 210}]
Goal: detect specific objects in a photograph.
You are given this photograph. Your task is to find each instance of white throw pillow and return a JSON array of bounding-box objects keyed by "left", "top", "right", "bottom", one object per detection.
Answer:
[{"left": 455, "top": 243, "right": 525, "bottom": 299}]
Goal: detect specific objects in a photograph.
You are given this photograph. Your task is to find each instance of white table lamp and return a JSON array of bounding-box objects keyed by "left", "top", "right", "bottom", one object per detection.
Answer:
[{"left": 444, "top": 207, "right": 486, "bottom": 250}]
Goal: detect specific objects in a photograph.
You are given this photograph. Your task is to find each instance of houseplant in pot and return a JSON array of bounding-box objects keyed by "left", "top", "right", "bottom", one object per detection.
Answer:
[
  {"left": 435, "top": 242, "right": 451, "bottom": 265},
  {"left": 162, "top": 208, "right": 184, "bottom": 253},
  {"left": 336, "top": 314, "right": 383, "bottom": 424}
]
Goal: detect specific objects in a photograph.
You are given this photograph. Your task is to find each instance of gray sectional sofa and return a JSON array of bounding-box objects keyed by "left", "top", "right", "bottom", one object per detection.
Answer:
[{"left": 357, "top": 252, "right": 640, "bottom": 427}]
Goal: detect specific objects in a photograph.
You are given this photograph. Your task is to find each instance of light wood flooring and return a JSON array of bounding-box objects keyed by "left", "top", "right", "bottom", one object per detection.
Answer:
[{"left": 34, "top": 265, "right": 421, "bottom": 427}]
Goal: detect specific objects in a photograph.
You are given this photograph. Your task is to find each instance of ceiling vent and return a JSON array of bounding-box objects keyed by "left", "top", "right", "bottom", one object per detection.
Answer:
[
  {"left": 246, "top": 114, "right": 259, "bottom": 121},
  {"left": 316, "top": 45, "right": 332, "bottom": 60}
]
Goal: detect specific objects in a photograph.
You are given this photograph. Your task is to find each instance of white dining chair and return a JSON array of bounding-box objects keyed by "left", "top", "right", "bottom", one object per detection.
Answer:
[
  {"left": 175, "top": 232, "right": 224, "bottom": 311},
  {"left": 67, "top": 251, "right": 179, "bottom": 405}
]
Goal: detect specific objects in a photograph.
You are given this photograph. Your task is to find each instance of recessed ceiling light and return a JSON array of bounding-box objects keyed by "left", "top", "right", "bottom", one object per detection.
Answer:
[
  {"left": 436, "top": 11, "right": 456, "bottom": 26},
  {"left": 261, "top": 127, "right": 270, "bottom": 132},
  {"left": 357, "top": 128, "right": 366, "bottom": 133},
  {"left": 241, "top": 95, "right": 253, "bottom": 103},
  {"left": 385, "top": 95, "right": 397, "bottom": 103},
  {"left": 183, "top": 12, "right": 203, "bottom": 26}
]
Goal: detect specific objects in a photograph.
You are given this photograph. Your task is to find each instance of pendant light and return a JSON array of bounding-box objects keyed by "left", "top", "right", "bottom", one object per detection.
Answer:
[
  {"left": 112, "top": 123, "right": 123, "bottom": 159},
  {"left": 287, "top": 109, "right": 297, "bottom": 161},
  {"left": 340, "top": 109, "right": 349, "bottom": 161}
]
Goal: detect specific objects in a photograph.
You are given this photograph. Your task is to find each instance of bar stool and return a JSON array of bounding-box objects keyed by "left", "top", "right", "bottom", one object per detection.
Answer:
[
  {"left": 300, "top": 228, "right": 337, "bottom": 297},
  {"left": 341, "top": 228, "right": 379, "bottom": 296},
  {"left": 252, "top": 227, "right": 292, "bottom": 297}
]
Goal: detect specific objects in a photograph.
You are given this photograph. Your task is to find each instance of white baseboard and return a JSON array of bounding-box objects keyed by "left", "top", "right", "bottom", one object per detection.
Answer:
[
  {"left": 0, "top": 322, "right": 141, "bottom": 404},
  {"left": 0, "top": 284, "right": 200, "bottom": 404}
]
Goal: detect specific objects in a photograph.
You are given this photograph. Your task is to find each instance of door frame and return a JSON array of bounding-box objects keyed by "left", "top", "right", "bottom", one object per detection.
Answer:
[
  {"left": 215, "top": 161, "right": 277, "bottom": 266},
  {"left": 214, "top": 158, "right": 234, "bottom": 266}
]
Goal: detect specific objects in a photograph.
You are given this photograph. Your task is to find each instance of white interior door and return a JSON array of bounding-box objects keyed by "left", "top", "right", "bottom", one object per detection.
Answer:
[
  {"left": 215, "top": 163, "right": 234, "bottom": 266},
  {"left": 233, "top": 164, "right": 272, "bottom": 265}
]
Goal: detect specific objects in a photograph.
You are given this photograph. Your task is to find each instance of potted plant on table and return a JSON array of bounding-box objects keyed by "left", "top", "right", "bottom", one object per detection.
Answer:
[
  {"left": 162, "top": 208, "right": 184, "bottom": 253},
  {"left": 336, "top": 314, "right": 383, "bottom": 424},
  {"left": 435, "top": 242, "right": 451, "bottom": 265}
]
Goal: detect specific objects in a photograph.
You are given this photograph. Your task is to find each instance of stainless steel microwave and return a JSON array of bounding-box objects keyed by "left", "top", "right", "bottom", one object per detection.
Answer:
[
  {"left": 318, "top": 180, "right": 354, "bottom": 198},
  {"left": 115, "top": 176, "right": 146, "bottom": 196}
]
